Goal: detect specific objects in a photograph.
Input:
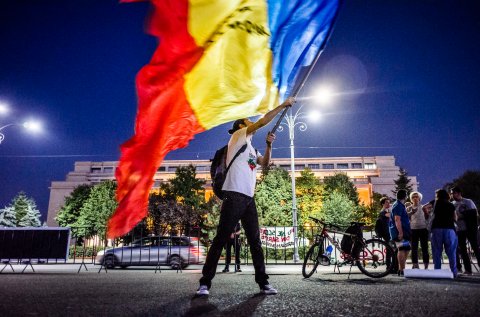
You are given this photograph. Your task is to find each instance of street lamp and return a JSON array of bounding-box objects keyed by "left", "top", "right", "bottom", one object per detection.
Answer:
[
  {"left": 0, "top": 121, "right": 43, "bottom": 144},
  {"left": 276, "top": 87, "right": 332, "bottom": 263},
  {"left": 0, "top": 103, "right": 9, "bottom": 115}
]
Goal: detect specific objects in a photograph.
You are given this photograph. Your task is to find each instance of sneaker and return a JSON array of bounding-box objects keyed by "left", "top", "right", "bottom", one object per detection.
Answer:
[
  {"left": 464, "top": 271, "right": 473, "bottom": 276},
  {"left": 196, "top": 285, "right": 209, "bottom": 296},
  {"left": 260, "top": 284, "right": 278, "bottom": 295},
  {"left": 222, "top": 266, "right": 229, "bottom": 273}
]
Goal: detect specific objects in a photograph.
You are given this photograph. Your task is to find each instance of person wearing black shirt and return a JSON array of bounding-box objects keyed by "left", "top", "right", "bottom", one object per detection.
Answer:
[
  {"left": 423, "top": 189, "right": 458, "bottom": 276},
  {"left": 222, "top": 222, "right": 242, "bottom": 273}
]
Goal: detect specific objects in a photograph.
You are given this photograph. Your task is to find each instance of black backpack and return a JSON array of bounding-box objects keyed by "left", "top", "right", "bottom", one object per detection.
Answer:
[
  {"left": 374, "top": 216, "right": 389, "bottom": 240},
  {"left": 210, "top": 144, "right": 247, "bottom": 200},
  {"left": 340, "top": 223, "right": 363, "bottom": 257}
]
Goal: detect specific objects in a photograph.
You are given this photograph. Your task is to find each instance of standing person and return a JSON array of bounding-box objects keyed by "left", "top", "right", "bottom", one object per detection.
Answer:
[
  {"left": 423, "top": 189, "right": 458, "bottom": 276},
  {"left": 407, "top": 191, "right": 430, "bottom": 269},
  {"left": 451, "top": 186, "right": 480, "bottom": 275},
  {"left": 389, "top": 189, "right": 411, "bottom": 276},
  {"left": 222, "top": 222, "right": 242, "bottom": 273},
  {"left": 196, "top": 97, "right": 295, "bottom": 296},
  {"left": 375, "top": 197, "right": 396, "bottom": 272}
]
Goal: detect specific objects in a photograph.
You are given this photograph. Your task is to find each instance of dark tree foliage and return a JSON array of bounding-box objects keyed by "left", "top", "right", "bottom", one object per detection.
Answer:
[
  {"left": 392, "top": 167, "right": 413, "bottom": 195},
  {"left": 446, "top": 170, "right": 480, "bottom": 207},
  {"left": 148, "top": 165, "right": 208, "bottom": 234},
  {"left": 359, "top": 192, "right": 385, "bottom": 226}
]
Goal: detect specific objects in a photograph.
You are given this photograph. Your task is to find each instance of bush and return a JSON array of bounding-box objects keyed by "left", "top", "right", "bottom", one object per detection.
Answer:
[{"left": 69, "top": 245, "right": 104, "bottom": 258}]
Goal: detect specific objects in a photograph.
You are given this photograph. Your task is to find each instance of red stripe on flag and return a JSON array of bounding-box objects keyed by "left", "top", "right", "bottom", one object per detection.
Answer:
[{"left": 108, "top": 0, "right": 205, "bottom": 238}]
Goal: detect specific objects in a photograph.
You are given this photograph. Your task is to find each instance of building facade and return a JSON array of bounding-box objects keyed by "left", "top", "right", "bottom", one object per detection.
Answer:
[{"left": 46, "top": 156, "right": 418, "bottom": 226}]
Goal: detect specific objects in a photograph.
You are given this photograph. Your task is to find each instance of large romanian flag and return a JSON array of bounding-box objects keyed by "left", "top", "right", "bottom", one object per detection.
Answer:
[{"left": 108, "top": 0, "right": 341, "bottom": 238}]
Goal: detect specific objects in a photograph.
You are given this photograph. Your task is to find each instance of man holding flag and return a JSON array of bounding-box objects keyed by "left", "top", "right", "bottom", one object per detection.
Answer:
[
  {"left": 109, "top": 0, "right": 340, "bottom": 295},
  {"left": 197, "top": 96, "right": 295, "bottom": 296}
]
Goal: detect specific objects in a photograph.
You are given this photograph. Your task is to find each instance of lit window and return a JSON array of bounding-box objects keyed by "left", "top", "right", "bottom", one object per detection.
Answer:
[{"left": 364, "top": 163, "right": 377, "bottom": 169}]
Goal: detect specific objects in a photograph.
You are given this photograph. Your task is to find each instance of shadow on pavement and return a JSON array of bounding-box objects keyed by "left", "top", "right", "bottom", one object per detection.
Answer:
[{"left": 184, "top": 293, "right": 266, "bottom": 317}]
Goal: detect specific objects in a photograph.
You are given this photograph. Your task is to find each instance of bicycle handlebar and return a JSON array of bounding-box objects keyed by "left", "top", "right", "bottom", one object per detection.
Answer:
[
  {"left": 308, "top": 217, "right": 342, "bottom": 230},
  {"left": 309, "top": 217, "right": 367, "bottom": 230}
]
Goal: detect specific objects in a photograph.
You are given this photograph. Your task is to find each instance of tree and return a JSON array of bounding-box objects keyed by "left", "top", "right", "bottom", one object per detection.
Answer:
[
  {"left": 446, "top": 170, "right": 480, "bottom": 207},
  {"left": 323, "top": 173, "right": 360, "bottom": 206},
  {"left": 201, "top": 198, "right": 222, "bottom": 246},
  {"left": 0, "top": 192, "right": 41, "bottom": 227},
  {"left": 56, "top": 184, "right": 93, "bottom": 228},
  {"left": 0, "top": 206, "right": 17, "bottom": 227},
  {"left": 296, "top": 168, "right": 324, "bottom": 226},
  {"left": 392, "top": 167, "right": 413, "bottom": 195},
  {"left": 359, "top": 192, "right": 385, "bottom": 226},
  {"left": 12, "top": 192, "right": 31, "bottom": 226},
  {"left": 75, "top": 180, "right": 118, "bottom": 238},
  {"left": 255, "top": 167, "right": 292, "bottom": 226},
  {"left": 165, "top": 165, "right": 206, "bottom": 209},
  {"left": 18, "top": 204, "right": 42, "bottom": 227},
  {"left": 321, "top": 191, "right": 358, "bottom": 228},
  {"left": 148, "top": 165, "right": 208, "bottom": 234}
]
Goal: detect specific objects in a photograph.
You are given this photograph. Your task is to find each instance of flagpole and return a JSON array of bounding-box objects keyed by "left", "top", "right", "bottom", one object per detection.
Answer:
[
  {"left": 270, "top": 0, "right": 343, "bottom": 134},
  {"left": 269, "top": 2, "right": 343, "bottom": 262}
]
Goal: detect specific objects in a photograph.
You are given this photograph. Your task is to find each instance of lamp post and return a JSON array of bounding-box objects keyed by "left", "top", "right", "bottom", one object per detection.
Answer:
[
  {"left": 276, "top": 88, "right": 332, "bottom": 263},
  {"left": 277, "top": 103, "right": 310, "bottom": 263},
  {"left": 0, "top": 121, "right": 42, "bottom": 144}
]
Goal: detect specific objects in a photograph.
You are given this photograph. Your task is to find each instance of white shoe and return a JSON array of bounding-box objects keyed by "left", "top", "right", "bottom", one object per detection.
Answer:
[
  {"left": 196, "top": 285, "right": 209, "bottom": 295},
  {"left": 260, "top": 284, "right": 278, "bottom": 295}
]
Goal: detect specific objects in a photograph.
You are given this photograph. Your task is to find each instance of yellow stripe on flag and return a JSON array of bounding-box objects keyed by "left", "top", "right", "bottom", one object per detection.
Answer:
[{"left": 185, "top": 0, "right": 278, "bottom": 129}]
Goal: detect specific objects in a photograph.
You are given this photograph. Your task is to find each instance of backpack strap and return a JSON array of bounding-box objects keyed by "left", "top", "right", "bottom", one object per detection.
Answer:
[{"left": 225, "top": 143, "right": 248, "bottom": 175}]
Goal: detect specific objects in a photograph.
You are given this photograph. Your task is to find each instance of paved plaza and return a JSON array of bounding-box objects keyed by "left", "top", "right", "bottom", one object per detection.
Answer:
[{"left": 1, "top": 263, "right": 479, "bottom": 316}]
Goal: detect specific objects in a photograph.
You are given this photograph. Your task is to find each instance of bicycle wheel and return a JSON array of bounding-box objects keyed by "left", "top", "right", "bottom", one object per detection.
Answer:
[
  {"left": 302, "top": 243, "right": 321, "bottom": 278},
  {"left": 356, "top": 238, "right": 394, "bottom": 278}
]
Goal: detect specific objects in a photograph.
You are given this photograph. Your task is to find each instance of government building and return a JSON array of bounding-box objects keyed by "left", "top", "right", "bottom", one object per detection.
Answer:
[{"left": 46, "top": 155, "right": 418, "bottom": 226}]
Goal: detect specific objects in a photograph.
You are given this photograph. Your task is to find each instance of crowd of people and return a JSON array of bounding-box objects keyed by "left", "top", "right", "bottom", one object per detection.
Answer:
[{"left": 376, "top": 186, "right": 480, "bottom": 277}]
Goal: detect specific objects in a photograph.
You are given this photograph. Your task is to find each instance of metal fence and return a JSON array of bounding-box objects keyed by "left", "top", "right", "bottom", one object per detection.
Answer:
[{"left": 2, "top": 224, "right": 478, "bottom": 273}]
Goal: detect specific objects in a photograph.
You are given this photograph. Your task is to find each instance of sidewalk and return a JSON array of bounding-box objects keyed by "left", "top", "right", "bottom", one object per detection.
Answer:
[{"left": 3, "top": 261, "right": 479, "bottom": 279}]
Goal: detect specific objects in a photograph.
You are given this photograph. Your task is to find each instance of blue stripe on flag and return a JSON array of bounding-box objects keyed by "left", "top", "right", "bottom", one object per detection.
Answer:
[{"left": 267, "top": 0, "right": 341, "bottom": 99}]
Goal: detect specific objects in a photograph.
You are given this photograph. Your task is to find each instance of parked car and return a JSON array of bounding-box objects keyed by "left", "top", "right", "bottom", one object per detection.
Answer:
[{"left": 96, "top": 236, "right": 206, "bottom": 269}]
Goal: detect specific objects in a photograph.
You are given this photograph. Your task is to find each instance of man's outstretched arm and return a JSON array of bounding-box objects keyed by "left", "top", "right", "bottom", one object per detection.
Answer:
[{"left": 246, "top": 97, "right": 295, "bottom": 135}]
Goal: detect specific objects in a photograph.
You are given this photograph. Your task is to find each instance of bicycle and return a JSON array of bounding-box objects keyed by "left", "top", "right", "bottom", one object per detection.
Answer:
[{"left": 302, "top": 217, "right": 395, "bottom": 278}]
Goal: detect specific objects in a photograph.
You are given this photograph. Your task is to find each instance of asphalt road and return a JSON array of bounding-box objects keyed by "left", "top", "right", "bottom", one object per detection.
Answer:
[{"left": 1, "top": 264, "right": 479, "bottom": 316}]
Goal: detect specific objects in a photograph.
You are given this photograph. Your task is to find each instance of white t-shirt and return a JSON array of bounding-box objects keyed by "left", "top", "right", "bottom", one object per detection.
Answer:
[
  {"left": 453, "top": 198, "right": 477, "bottom": 232},
  {"left": 222, "top": 128, "right": 261, "bottom": 197}
]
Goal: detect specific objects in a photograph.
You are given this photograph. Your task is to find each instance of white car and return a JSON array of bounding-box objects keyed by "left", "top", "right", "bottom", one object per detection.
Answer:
[{"left": 96, "top": 236, "right": 206, "bottom": 269}]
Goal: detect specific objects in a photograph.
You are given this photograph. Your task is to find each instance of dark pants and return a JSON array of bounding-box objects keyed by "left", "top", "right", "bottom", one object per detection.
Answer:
[
  {"left": 411, "top": 228, "right": 430, "bottom": 266},
  {"left": 225, "top": 235, "right": 241, "bottom": 266},
  {"left": 200, "top": 191, "right": 268, "bottom": 288},
  {"left": 456, "top": 229, "right": 480, "bottom": 273},
  {"left": 380, "top": 235, "right": 397, "bottom": 272}
]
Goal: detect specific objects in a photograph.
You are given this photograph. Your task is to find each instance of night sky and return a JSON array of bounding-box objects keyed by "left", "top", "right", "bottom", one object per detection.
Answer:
[{"left": 1, "top": 1, "right": 479, "bottom": 222}]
